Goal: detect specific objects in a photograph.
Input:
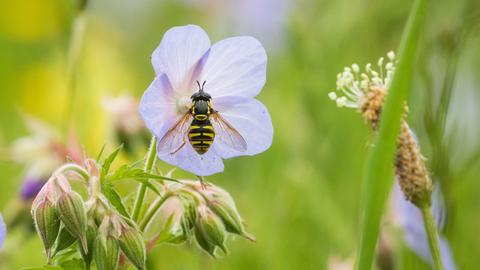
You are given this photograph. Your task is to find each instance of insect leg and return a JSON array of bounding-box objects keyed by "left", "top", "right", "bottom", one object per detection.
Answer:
[{"left": 170, "top": 139, "right": 186, "bottom": 155}]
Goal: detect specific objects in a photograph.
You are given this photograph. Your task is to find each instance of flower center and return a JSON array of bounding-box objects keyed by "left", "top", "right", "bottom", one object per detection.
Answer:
[{"left": 176, "top": 96, "right": 191, "bottom": 115}]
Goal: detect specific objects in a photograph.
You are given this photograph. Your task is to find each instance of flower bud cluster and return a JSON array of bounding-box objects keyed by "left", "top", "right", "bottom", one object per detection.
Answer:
[
  {"left": 31, "top": 162, "right": 146, "bottom": 269},
  {"left": 144, "top": 180, "right": 254, "bottom": 257},
  {"left": 329, "top": 52, "right": 433, "bottom": 207},
  {"left": 31, "top": 173, "right": 86, "bottom": 261}
]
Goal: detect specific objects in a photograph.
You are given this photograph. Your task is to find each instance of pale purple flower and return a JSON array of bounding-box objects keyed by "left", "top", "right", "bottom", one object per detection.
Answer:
[
  {"left": 20, "top": 178, "right": 46, "bottom": 201},
  {"left": 0, "top": 213, "right": 6, "bottom": 249},
  {"left": 139, "top": 25, "right": 273, "bottom": 176},
  {"left": 184, "top": 0, "right": 293, "bottom": 50},
  {"left": 392, "top": 180, "right": 457, "bottom": 270}
]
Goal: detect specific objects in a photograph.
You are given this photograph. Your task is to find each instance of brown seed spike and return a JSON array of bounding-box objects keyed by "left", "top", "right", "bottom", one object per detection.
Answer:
[
  {"left": 360, "top": 86, "right": 386, "bottom": 131},
  {"left": 395, "top": 121, "right": 432, "bottom": 207}
]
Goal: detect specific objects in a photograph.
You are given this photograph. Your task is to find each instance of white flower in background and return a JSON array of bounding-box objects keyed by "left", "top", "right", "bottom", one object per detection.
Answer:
[
  {"left": 103, "top": 94, "right": 145, "bottom": 136},
  {"left": 327, "top": 255, "right": 354, "bottom": 270},
  {"left": 10, "top": 116, "right": 64, "bottom": 177}
]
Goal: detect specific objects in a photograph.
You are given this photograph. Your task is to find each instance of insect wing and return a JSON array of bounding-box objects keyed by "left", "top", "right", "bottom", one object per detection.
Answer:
[
  {"left": 211, "top": 112, "right": 247, "bottom": 152},
  {"left": 157, "top": 113, "right": 192, "bottom": 154}
]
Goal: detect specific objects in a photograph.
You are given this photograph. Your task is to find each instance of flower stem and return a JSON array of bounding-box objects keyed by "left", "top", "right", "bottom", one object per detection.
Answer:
[
  {"left": 420, "top": 205, "right": 445, "bottom": 270},
  {"left": 132, "top": 136, "right": 157, "bottom": 221},
  {"left": 63, "top": 6, "right": 88, "bottom": 135},
  {"left": 139, "top": 193, "right": 172, "bottom": 231},
  {"left": 55, "top": 163, "right": 90, "bottom": 182}
]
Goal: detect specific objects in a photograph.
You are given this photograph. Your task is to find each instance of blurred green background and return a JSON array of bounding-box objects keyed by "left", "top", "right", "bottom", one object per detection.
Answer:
[{"left": 0, "top": 0, "right": 479, "bottom": 269}]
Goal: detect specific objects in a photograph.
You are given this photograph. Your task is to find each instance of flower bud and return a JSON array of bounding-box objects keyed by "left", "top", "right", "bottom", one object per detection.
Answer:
[
  {"left": 118, "top": 225, "right": 146, "bottom": 270},
  {"left": 204, "top": 188, "right": 255, "bottom": 241},
  {"left": 194, "top": 225, "right": 216, "bottom": 256},
  {"left": 195, "top": 205, "right": 227, "bottom": 256},
  {"left": 144, "top": 196, "right": 189, "bottom": 244},
  {"left": 94, "top": 235, "right": 120, "bottom": 270},
  {"left": 32, "top": 199, "right": 60, "bottom": 260},
  {"left": 56, "top": 191, "right": 88, "bottom": 253},
  {"left": 79, "top": 226, "right": 96, "bottom": 268}
]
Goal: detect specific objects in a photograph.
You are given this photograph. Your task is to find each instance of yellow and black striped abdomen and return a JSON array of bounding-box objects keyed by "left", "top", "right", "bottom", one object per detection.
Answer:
[{"left": 188, "top": 117, "right": 215, "bottom": 155}]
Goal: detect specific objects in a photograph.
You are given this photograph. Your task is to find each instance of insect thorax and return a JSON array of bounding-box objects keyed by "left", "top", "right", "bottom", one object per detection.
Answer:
[{"left": 191, "top": 100, "right": 211, "bottom": 120}]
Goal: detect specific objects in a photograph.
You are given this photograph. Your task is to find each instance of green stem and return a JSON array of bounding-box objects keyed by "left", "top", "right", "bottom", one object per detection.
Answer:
[
  {"left": 355, "top": 0, "right": 427, "bottom": 268},
  {"left": 132, "top": 136, "right": 157, "bottom": 221},
  {"left": 63, "top": 9, "right": 87, "bottom": 136},
  {"left": 56, "top": 163, "right": 89, "bottom": 182},
  {"left": 420, "top": 205, "right": 444, "bottom": 270},
  {"left": 139, "top": 193, "right": 172, "bottom": 231}
]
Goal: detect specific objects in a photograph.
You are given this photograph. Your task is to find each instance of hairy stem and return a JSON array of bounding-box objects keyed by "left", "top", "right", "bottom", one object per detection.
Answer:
[
  {"left": 139, "top": 193, "right": 172, "bottom": 231},
  {"left": 55, "top": 163, "right": 90, "bottom": 182},
  {"left": 420, "top": 205, "right": 445, "bottom": 270},
  {"left": 132, "top": 136, "right": 157, "bottom": 221}
]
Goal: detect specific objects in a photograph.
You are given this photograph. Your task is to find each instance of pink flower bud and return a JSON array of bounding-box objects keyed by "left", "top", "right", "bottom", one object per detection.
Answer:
[
  {"left": 32, "top": 199, "right": 60, "bottom": 260},
  {"left": 195, "top": 205, "right": 227, "bottom": 256},
  {"left": 94, "top": 234, "right": 120, "bottom": 270},
  {"left": 118, "top": 225, "right": 146, "bottom": 270},
  {"left": 56, "top": 191, "right": 88, "bottom": 253}
]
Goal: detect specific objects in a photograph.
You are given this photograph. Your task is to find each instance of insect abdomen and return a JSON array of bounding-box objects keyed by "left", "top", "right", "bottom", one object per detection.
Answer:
[{"left": 189, "top": 118, "right": 215, "bottom": 155}]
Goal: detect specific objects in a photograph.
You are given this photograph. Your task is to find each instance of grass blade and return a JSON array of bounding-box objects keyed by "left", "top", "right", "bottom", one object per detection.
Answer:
[{"left": 355, "top": 0, "right": 429, "bottom": 269}]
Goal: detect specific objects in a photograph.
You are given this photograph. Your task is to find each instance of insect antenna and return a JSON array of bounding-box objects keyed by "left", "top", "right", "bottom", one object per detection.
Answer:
[{"left": 196, "top": 80, "right": 207, "bottom": 94}]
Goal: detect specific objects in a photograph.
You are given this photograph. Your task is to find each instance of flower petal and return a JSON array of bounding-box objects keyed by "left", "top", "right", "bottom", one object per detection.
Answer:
[
  {"left": 139, "top": 74, "right": 177, "bottom": 140},
  {"left": 212, "top": 96, "right": 273, "bottom": 159},
  {"left": 152, "top": 25, "right": 211, "bottom": 93},
  {"left": 157, "top": 143, "right": 224, "bottom": 176},
  {"left": 0, "top": 213, "right": 6, "bottom": 249},
  {"left": 198, "top": 36, "right": 267, "bottom": 98},
  {"left": 392, "top": 181, "right": 457, "bottom": 270}
]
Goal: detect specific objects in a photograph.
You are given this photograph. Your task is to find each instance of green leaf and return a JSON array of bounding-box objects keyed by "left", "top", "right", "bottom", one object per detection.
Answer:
[
  {"left": 96, "top": 143, "right": 107, "bottom": 162},
  {"left": 355, "top": 0, "right": 428, "bottom": 269},
  {"left": 101, "top": 180, "right": 130, "bottom": 217},
  {"left": 101, "top": 144, "right": 123, "bottom": 179},
  {"left": 59, "top": 259, "right": 84, "bottom": 270},
  {"left": 107, "top": 165, "right": 162, "bottom": 195}
]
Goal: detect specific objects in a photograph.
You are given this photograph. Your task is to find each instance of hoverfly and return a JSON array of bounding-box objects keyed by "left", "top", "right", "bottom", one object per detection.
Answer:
[{"left": 158, "top": 81, "right": 247, "bottom": 155}]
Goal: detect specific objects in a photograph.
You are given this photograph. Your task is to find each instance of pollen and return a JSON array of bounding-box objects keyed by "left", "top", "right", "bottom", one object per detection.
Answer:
[
  {"left": 176, "top": 96, "right": 191, "bottom": 114},
  {"left": 329, "top": 51, "right": 396, "bottom": 110}
]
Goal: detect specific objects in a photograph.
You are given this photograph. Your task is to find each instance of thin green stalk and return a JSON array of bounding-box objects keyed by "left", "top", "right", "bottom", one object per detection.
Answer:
[
  {"left": 420, "top": 206, "right": 444, "bottom": 270},
  {"left": 63, "top": 7, "right": 88, "bottom": 135},
  {"left": 355, "top": 0, "right": 428, "bottom": 269},
  {"left": 139, "top": 193, "right": 172, "bottom": 231},
  {"left": 132, "top": 136, "right": 157, "bottom": 221},
  {"left": 56, "top": 163, "right": 90, "bottom": 182}
]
